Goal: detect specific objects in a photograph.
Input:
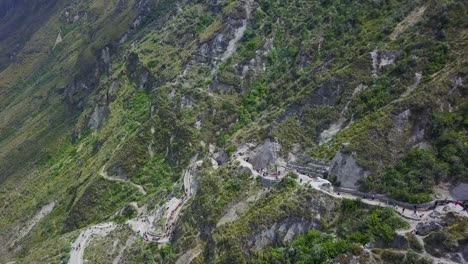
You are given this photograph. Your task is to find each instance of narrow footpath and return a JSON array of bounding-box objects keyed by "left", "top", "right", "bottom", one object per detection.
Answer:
[
  {"left": 99, "top": 166, "right": 147, "bottom": 195},
  {"left": 69, "top": 223, "right": 117, "bottom": 264},
  {"left": 123, "top": 157, "right": 199, "bottom": 244},
  {"left": 234, "top": 149, "right": 467, "bottom": 222}
]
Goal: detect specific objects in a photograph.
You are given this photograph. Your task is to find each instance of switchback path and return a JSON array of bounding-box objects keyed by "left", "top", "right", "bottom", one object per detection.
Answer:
[
  {"left": 99, "top": 166, "right": 147, "bottom": 195},
  {"left": 126, "top": 157, "right": 199, "bottom": 244},
  {"left": 69, "top": 223, "right": 117, "bottom": 264}
]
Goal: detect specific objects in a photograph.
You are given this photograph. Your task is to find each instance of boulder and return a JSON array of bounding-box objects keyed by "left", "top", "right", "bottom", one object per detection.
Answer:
[
  {"left": 329, "top": 151, "right": 370, "bottom": 189},
  {"left": 451, "top": 183, "right": 468, "bottom": 201},
  {"left": 415, "top": 221, "right": 442, "bottom": 236},
  {"left": 214, "top": 149, "right": 229, "bottom": 165},
  {"left": 249, "top": 139, "right": 279, "bottom": 170}
]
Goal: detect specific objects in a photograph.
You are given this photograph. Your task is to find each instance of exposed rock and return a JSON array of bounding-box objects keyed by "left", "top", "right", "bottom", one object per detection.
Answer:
[
  {"left": 298, "top": 49, "right": 313, "bottom": 69},
  {"left": 196, "top": 9, "right": 248, "bottom": 65},
  {"left": 352, "top": 84, "right": 368, "bottom": 98},
  {"left": 217, "top": 201, "right": 248, "bottom": 227},
  {"left": 195, "top": 120, "right": 201, "bottom": 130},
  {"left": 450, "top": 183, "right": 468, "bottom": 201},
  {"left": 252, "top": 217, "right": 318, "bottom": 250},
  {"left": 461, "top": 243, "right": 468, "bottom": 263},
  {"left": 10, "top": 201, "right": 56, "bottom": 247},
  {"left": 249, "top": 139, "right": 280, "bottom": 170},
  {"left": 424, "top": 231, "right": 458, "bottom": 258},
  {"left": 64, "top": 74, "right": 98, "bottom": 112},
  {"left": 310, "top": 76, "right": 344, "bottom": 106},
  {"left": 53, "top": 31, "right": 63, "bottom": 49},
  {"left": 371, "top": 49, "right": 402, "bottom": 76},
  {"left": 449, "top": 253, "right": 464, "bottom": 264},
  {"left": 260, "top": 177, "right": 280, "bottom": 188},
  {"left": 214, "top": 149, "right": 228, "bottom": 165},
  {"left": 88, "top": 104, "right": 109, "bottom": 130},
  {"left": 415, "top": 221, "right": 442, "bottom": 236},
  {"left": 100, "top": 46, "right": 111, "bottom": 72},
  {"left": 210, "top": 80, "right": 233, "bottom": 93},
  {"left": 278, "top": 76, "right": 345, "bottom": 123},
  {"left": 319, "top": 84, "right": 367, "bottom": 144},
  {"left": 387, "top": 108, "right": 431, "bottom": 153},
  {"left": 329, "top": 151, "right": 370, "bottom": 189},
  {"left": 219, "top": 19, "right": 247, "bottom": 62},
  {"left": 175, "top": 246, "right": 202, "bottom": 264},
  {"left": 319, "top": 116, "right": 346, "bottom": 144},
  {"left": 126, "top": 52, "right": 156, "bottom": 90},
  {"left": 181, "top": 95, "right": 194, "bottom": 107}
]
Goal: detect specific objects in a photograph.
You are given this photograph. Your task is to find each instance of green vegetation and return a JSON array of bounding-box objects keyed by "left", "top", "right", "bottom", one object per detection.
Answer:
[
  {"left": 253, "top": 229, "right": 360, "bottom": 263},
  {"left": 360, "top": 102, "right": 467, "bottom": 203},
  {"left": 361, "top": 148, "right": 446, "bottom": 203},
  {"left": 251, "top": 200, "right": 408, "bottom": 263},
  {"left": 66, "top": 178, "right": 143, "bottom": 230},
  {"left": 0, "top": 0, "right": 467, "bottom": 262}
]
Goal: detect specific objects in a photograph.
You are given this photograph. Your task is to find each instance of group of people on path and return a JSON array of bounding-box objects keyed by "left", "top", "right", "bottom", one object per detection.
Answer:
[
  {"left": 137, "top": 168, "right": 194, "bottom": 244},
  {"left": 71, "top": 243, "right": 81, "bottom": 251},
  {"left": 360, "top": 192, "right": 467, "bottom": 216}
]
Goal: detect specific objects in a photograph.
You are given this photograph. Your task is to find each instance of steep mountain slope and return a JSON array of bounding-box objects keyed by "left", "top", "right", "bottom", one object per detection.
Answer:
[{"left": 0, "top": 0, "right": 466, "bottom": 263}]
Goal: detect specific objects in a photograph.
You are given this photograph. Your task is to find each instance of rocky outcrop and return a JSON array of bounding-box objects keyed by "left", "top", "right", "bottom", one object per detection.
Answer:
[
  {"left": 99, "top": 46, "right": 111, "bottom": 72},
  {"left": 214, "top": 149, "right": 229, "bottom": 166},
  {"left": 88, "top": 104, "right": 109, "bottom": 130},
  {"left": 370, "top": 49, "right": 402, "bottom": 76},
  {"left": 64, "top": 73, "right": 99, "bottom": 112},
  {"left": 424, "top": 231, "right": 459, "bottom": 258},
  {"left": 251, "top": 217, "right": 319, "bottom": 250},
  {"left": 126, "top": 52, "right": 157, "bottom": 90},
  {"left": 329, "top": 151, "right": 370, "bottom": 189},
  {"left": 451, "top": 183, "right": 468, "bottom": 201},
  {"left": 415, "top": 221, "right": 442, "bottom": 236},
  {"left": 249, "top": 139, "right": 280, "bottom": 170}
]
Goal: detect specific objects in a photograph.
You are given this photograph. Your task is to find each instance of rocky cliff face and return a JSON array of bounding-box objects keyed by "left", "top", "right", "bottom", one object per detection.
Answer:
[
  {"left": 330, "top": 151, "right": 370, "bottom": 188},
  {"left": 0, "top": 0, "right": 467, "bottom": 263}
]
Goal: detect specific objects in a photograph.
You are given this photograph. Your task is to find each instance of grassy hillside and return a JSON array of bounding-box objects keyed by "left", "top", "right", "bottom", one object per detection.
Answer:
[{"left": 0, "top": 0, "right": 466, "bottom": 263}]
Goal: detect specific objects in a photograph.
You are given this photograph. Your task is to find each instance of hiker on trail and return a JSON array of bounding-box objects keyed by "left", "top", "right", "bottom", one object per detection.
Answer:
[
  {"left": 413, "top": 205, "right": 417, "bottom": 214},
  {"left": 372, "top": 194, "right": 375, "bottom": 200},
  {"left": 402, "top": 208, "right": 405, "bottom": 213}
]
